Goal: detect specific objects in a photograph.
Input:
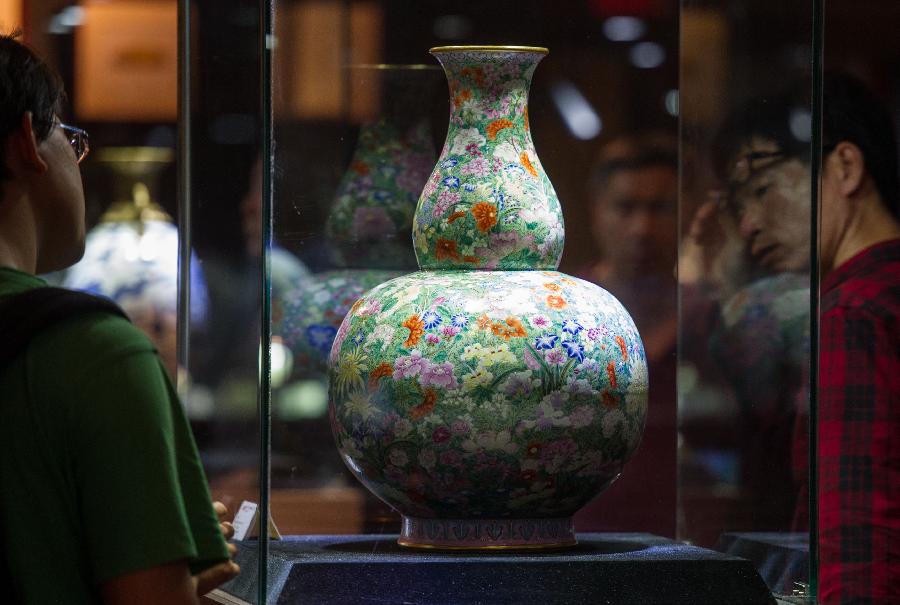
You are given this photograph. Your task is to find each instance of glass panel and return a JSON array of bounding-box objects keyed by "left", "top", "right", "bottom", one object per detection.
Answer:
[
  {"left": 263, "top": 2, "right": 686, "bottom": 598},
  {"left": 678, "top": 0, "right": 817, "bottom": 599}
]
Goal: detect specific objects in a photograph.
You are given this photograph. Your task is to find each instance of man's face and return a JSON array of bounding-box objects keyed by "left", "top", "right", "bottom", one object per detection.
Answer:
[
  {"left": 727, "top": 138, "right": 811, "bottom": 274},
  {"left": 34, "top": 119, "right": 86, "bottom": 272},
  {"left": 591, "top": 164, "right": 678, "bottom": 278}
]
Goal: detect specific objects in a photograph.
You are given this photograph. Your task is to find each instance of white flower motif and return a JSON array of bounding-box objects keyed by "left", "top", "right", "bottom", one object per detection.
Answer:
[
  {"left": 389, "top": 448, "right": 409, "bottom": 467},
  {"left": 493, "top": 141, "right": 519, "bottom": 164},
  {"left": 461, "top": 430, "right": 518, "bottom": 454},
  {"left": 418, "top": 449, "right": 437, "bottom": 469},
  {"left": 449, "top": 128, "right": 486, "bottom": 156}
]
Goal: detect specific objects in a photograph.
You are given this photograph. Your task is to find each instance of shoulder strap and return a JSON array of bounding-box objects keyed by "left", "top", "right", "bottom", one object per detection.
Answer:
[{"left": 0, "top": 287, "right": 129, "bottom": 371}]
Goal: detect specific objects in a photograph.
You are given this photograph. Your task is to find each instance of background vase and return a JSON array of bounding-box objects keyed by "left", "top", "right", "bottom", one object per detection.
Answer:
[
  {"left": 329, "top": 46, "right": 648, "bottom": 549},
  {"left": 275, "top": 65, "right": 438, "bottom": 375}
]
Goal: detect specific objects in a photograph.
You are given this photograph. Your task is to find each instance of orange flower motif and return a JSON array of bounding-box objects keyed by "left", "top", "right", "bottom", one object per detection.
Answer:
[
  {"left": 486, "top": 118, "right": 514, "bottom": 140},
  {"left": 520, "top": 152, "right": 538, "bottom": 177},
  {"left": 460, "top": 66, "right": 486, "bottom": 86},
  {"left": 606, "top": 361, "right": 618, "bottom": 390},
  {"left": 351, "top": 161, "right": 370, "bottom": 176},
  {"left": 524, "top": 110, "right": 530, "bottom": 132},
  {"left": 602, "top": 390, "right": 619, "bottom": 409},
  {"left": 476, "top": 314, "right": 492, "bottom": 330},
  {"left": 471, "top": 202, "right": 498, "bottom": 233},
  {"left": 453, "top": 88, "right": 472, "bottom": 107},
  {"left": 560, "top": 277, "right": 578, "bottom": 286},
  {"left": 546, "top": 294, "right": 567, "bottom": 310},
  {"left": 368, "top": 362, "right": 394, "bottom": 388},
  {"left": 410, "top": 388, "right": 438, "bottom": 420},
  {"left": 491, "top": 316, "right": 527, "bottom": 341},
  {"left": 525, "top": 442, "right": 542, "bottom": 457},
  {"left": 462, "top": 255, "right": 481, "bottom": 264},
  {"left": 543, "top": 283, "right": 561, "bottom": 292},
  {"left": 402, "top": 315, "right": 424, "bottom": 347},
  {"left": 615, "top": 335, "right": 628, "bottom": 361},
  {"left": 350, "top": 297, "right": 366, "bottom": 314},
  {"left": 435, "top": 238, "right": 461, "bottom": 261},
  {"left": 447, "top": 210, "right": 467, "bottom": 223}
]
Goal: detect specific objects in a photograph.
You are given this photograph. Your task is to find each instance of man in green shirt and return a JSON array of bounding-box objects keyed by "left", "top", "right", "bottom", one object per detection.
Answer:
[{"left": 0, "top": 34, "right": 238, "bottom": 603}]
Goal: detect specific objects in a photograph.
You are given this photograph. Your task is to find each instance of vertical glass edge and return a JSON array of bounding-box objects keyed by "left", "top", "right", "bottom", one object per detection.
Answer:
[
  {"left": 809, "top": 0, "right": 825, "bottom": 598},
  {"left": 176, "top": 0, "right": 192, "bottom": 393},
  {"left": 259, "top": 0, "right": 273, "bottom": 602}
]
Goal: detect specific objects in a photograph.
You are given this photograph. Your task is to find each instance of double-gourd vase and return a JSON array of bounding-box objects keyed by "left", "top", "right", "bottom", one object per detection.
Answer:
[{"left": 329, "top": 46, "right": 648, "bottom": 549}]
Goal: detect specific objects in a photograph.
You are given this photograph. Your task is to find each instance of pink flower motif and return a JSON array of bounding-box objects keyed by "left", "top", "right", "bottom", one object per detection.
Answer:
[
  {"left": 419, "top": 361, "right": 458, "bottom": 389},
  {"left": 569, "top": 405, "right": 595, "bottom": 428},
  {"left": 393, "top": 350, "right": 428, "bottom": 380},
  {"left": 545, "top": 349, "right": 566, "bottom": 366},
  {"left": 451, "top": 419, "right": 470, "bottom": 435},
  {"left": 432, "top": 426, "right": 451, "bottom": 443},
  {"left": 524, "top": 347, "right": 542, "bottom": 371},
  {"left": 530, "top": 315, "right": 550, "bottom": 329},
  {"left": 441, "top": 325, "right": 461, "bottom": 338},
  {"left": 439, "top": 450, "right": 463, "bottom": 467},
  {"left": 460, "top": 157, "right": 489, "bottom": 177},
  {"left": 425, "top": 334, "right": 441, "bottom": 345}
]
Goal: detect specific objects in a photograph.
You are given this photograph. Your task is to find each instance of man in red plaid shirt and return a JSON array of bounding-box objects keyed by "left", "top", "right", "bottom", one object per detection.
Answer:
[
  {"left": 814, "top": 74, "right": 900, "bottom": 603},
  {"left": 714, "top": 73, "right": 899, "bottom": 602}
]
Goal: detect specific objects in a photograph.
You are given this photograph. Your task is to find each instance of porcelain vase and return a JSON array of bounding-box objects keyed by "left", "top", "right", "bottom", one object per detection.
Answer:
[{"left": 328, "top": 46, "right": 648, "bottom": 549}]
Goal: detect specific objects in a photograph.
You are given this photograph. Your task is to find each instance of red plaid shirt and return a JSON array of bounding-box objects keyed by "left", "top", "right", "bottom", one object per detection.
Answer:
[{"left": 818, "top": 238, "right": 900, "bottom": 604}]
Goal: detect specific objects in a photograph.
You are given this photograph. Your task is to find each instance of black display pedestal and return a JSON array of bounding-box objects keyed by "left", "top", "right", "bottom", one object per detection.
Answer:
[{"left": 212, "top": 533, "right": 774, "bottom": 605}]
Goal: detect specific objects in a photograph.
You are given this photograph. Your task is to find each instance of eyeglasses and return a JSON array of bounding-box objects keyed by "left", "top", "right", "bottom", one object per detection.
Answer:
[
  {"left": 57, "top": 122, "right": 90, "bottom": 164},
  {"left": 720, "top": 150, "right": 789, "bottom": 217}
]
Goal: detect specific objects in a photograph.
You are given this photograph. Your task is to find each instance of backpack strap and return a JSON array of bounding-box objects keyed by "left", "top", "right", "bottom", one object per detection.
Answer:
[{"left": 0, "top": 287, "right": 129, "bottom": 371}]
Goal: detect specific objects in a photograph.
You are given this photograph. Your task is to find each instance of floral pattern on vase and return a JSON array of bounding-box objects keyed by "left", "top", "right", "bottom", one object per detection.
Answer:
[
  {"left": 275, "top": 269, "right": 400, "bottom": 375},
  {"left": 329, "top": 46, "right": 647, "bottom": 550},
  {"left": 327, "top": 119, "right": 435, "bottom": 269},
  {"left": 413, "top": 49, "right": 564, "bottom": 270}
]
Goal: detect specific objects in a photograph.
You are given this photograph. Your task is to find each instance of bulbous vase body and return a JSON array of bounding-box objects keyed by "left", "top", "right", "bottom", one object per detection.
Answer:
[{"left": 329, "top": 47, "right": 648, "bottom": 549}]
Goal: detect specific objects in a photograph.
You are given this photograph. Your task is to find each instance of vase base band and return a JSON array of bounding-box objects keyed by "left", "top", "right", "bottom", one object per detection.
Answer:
[{"left": 399, "top": 516, "right": 577, "bottom": 550}]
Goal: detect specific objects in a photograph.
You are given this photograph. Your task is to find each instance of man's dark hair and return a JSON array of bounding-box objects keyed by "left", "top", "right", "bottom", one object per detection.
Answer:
[
  {"left": 713, "top": 72, "right": 899, "bottom": 217},
  {"left": 0, "top": 32, "right": 66, "bottom": 185},
  {"left": 589, "top": 131, "right": 678, "bottom": 197}
]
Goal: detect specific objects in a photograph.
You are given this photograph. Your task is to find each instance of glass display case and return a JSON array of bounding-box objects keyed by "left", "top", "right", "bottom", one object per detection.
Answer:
[{"left": 14, "top": 0, "right": 900, "bottom": 602}]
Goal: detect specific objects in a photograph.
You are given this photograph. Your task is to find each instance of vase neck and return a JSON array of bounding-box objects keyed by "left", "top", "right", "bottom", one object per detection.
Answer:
[{"left": 434, "top": 50, "right": 543, "bottom": 130}]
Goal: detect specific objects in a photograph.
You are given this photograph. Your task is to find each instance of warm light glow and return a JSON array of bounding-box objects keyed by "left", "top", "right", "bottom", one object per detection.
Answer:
[
  {"left": 277, "top": 1, "right": 383, "bottom": 121},
  {"left": 0, "top": 1, "right": 23, "bottom": 33},
  {"left": 75, "top": 1, "right": 177, "bottom": 121},
  {"left": 665, "top": 89, "right": 679, "bottom": 116}
]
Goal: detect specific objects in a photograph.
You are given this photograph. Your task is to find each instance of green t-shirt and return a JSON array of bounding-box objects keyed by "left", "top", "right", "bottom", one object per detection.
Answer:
[{"left": 0, "top": 267, "right": 229, "bottom": 603}]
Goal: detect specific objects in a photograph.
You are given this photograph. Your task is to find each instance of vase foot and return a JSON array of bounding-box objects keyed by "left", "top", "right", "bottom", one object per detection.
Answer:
[{"left": 398, "top": 516, "right": 577, "bottom": 550}]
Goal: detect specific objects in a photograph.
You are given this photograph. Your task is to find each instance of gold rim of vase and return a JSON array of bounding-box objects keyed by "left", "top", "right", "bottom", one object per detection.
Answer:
[
  {"left": 429, "top": 45, "right": 549, "bottom": 55},
  {"left": 346, "top": 63, "right": 442, "bottom": 71}
]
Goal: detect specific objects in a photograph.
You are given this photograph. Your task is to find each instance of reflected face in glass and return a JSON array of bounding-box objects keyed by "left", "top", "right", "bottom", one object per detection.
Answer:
[
  {"left": 726, "top": 139, "right": 811, "bottom": 274},
  {"left": 591, "top": 165, "right": 678, "bottom": 277}
]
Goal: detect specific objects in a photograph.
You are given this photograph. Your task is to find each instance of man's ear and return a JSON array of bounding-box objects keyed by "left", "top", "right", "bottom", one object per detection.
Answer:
[
  {"left": 9, "top": 112, "right": 50, "bottom": 174},
  {"left": 827, "top": 141, "right": 866, "bottom": 198}
]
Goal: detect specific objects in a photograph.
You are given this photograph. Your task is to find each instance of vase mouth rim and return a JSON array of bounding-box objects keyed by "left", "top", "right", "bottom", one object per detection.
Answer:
[
  {"left": 346, "top": 63, "right": 442, "bottom": 71},
  {"left": 429, "top": 45, "right": 549, "bottom": 55}
]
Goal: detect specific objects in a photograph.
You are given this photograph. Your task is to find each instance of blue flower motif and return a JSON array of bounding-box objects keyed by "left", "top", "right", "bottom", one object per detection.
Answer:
[
  {"left": 463, "top": 183, "right": 476, "bottom": 192},
  {"left": 504, "top": 164, "right": 525, "bottom": 175},
  {"left": 306, "top": 325, "right": 337, "bottom": 355},
  {"left": 372, "top": 189, "right": 391, "bottom": 201},
  {"left": 561, "top": 340, "right": 585, "bottom": 362},
  {"left": 451, "top": 314, "right": 469, "bottom": 327},
  {"left": 351, "top": 331, "right": 365, "bottom": 345},
  {"left": 441, "top": 158, "right": 459, "bottom": 169},
  {"left": 442, "top": 176, "right": 460, "bottom": 189},
  {"left": 561, "top": 319, "right": 583, "bottom": 335},
  {"left": 421, "top": 310, "right": 442, "bottom": 329},
  {"left": 534, "top": 334, "right": 560, "bottom": 350}
]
